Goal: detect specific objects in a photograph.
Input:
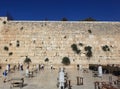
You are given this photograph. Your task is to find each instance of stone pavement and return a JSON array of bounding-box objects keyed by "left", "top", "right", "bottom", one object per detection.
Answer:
[{"left": 0, "top": 66, "right": 119, "bottom": 89}]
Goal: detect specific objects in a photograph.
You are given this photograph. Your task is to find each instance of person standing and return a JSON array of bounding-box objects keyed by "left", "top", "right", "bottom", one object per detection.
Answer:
[
  {"left": 8, "top": 64, "right": 10, "bottom": 72},
  {"left": 26, "top": 67, "right": 29, "bottom": 77},
  {"left": 3, "top": 70, "right": 8, "bottom": 83},
  {"left": 20, "top": 63, "right": 23, "bottom": 71},
  {"left": 6, "top": 64, "right": 10, "bottom": 73},
  {"left": 51, "top": 65, "right": 53, "bottom": 70},
  {"left": 17, "top": 63, "right": 20, "bottom": 71},
  {"left": 36, "top": 64, "right": 39, "bottom": 72},
  {"left": 39, "top": 64, "right": 41, "bottom": 71}
]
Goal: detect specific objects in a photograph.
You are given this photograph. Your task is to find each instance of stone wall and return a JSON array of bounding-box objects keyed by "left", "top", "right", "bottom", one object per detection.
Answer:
[{"left": 0, "top": 17, "right": 120, "bottom": 64}]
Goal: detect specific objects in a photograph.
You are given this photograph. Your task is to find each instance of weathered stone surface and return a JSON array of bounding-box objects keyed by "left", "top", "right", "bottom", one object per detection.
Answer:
[{"left": 0, "top": 17, "right": 120, "bottom": 64}]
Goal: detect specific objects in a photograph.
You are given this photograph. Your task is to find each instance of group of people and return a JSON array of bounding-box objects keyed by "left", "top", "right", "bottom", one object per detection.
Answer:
[
  {"left": 25, "top": 64, "right": 45, "bottom": 77},
  {"left": 2, "top": 63, "right": 24, "bottom": 83},
  {"left": 2, "top": 63, "right": 54, "bottom": 82},
  {"left": 3, "top": 64, "right": 10, "bottom": 83}
]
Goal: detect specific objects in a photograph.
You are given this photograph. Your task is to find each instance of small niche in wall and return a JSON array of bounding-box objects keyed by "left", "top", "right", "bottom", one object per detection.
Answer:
[
  {"left": 33, "top": 40, "right": 36, "bottom": 44},
  {"left": 64, "top": 36, "right": 66, "bottom": 39},
  {"left": 16, "top": 40, "right": 20, "bottom": 47},
  {"left": 9, "top": 43, "right": 12, "bottom": 46},
  {"left": 110, "top": 45, "right": 113, "bottom": 48},
  {"left": 17, "top": 40, "right": 19, "bottom": 43},
  {"left": 16, "top": 44, "right": 20, "bottom": 47},
  {"left": 9, "top": 52, "right": 13, "bottom": 56}
]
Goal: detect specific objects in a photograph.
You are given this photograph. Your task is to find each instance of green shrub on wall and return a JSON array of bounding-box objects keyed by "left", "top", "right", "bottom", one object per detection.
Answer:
[
  {"left": 86, "top": 51, "right": 92, "bottom": 58},
  {"left": 62, "top": 57, "right": 70, "bottom": 65},
  {"left": 102, "top": 45, "right": 110, "bottom": 51},
  {"left": 84, "top": 46, "right": 92, "bottom": 51},
  {"left": 20, "top": 27, "right": 23, "bottom": 30},
  {"left": 84, "top": 46, "right": 92, "bottom": 59},
  {"left": 88, "top": 29, "right": 92, "bottom": 33},
  {"left": 4, "top": 46, "right": 9, "bottom": 51},
  {"left": 71, "top": 44, "right": 81, "bottom": 54},
  {"left": 71, "top": 44, "right": 77, "bottom": 50},
  {"left": 24, "top": 56, "right": 31, "bottom": 64},
  {"left": 45, "top": 58, "right": 49, "bottom": 62},
  {"left": 79, "top": 43, "right": 83, "bottom": 46},
  {"left": 3, "top": 21, "right": 6, "bottom": 24}
]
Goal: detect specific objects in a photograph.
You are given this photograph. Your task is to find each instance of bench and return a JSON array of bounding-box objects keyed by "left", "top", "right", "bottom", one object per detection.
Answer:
[{"left": 10, "top": 78, "right": 24, "bottom": 89}]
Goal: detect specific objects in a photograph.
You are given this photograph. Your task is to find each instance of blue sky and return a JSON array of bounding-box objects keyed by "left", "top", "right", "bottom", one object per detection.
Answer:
[{"left": 0, "top": 0, "right": 120, "bottom": 21}]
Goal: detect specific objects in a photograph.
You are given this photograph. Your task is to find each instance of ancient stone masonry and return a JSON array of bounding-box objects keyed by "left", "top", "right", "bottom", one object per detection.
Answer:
[{"left": 0, "top": 17, "right": 120, "bottom": 64}]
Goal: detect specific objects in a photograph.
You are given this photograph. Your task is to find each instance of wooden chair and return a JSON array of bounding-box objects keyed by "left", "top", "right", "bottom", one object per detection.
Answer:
[{"left": 10, "top": 78, "right": 24, "bottom": 89}]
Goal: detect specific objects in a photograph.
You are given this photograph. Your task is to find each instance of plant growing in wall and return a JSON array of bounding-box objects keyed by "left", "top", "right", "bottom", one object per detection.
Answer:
[
  {"left": 101, "top": 45, "right": 111, "bottom": 60},
  {"left": 71, "top": 44, "right": 81, "bottom": 54},
  {"left": 88, "top": 29, "right": 92, "bottom": 34},
  {"left": 62, "top": 57, "right": 70, "bottom": 65},
  {"left": 86, "top": 51, "right": 92, "bottom": 58},
  {"left": 102, "top": 45, "right": 110, "bottom": 51},
  {"left": 4, "top": 46, "right": 9, "bottom": 51},
  {"left": 79, "top": 43, "right": 83, "bottom": 46},
  {"left": 3, "top": 21, "right": 6, "bottom": 24},
  {"left": 20, "top": 27, "right": 23, "bottom": 30},
  {"left": 84, "top": 46, "right": 92, "bottom": 60},
  {"left": 84, "top": 46, "right": 92, "bottom": 51},
  {"left": 24, "top": 56, "right": 31, "bottom": 65},
  {"left": 45, "top": 58, "right": 49, "bottom": 62}
]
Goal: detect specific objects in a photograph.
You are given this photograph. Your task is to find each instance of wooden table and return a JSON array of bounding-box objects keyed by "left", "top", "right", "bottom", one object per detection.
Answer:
[{"left": 102, "top": 84, "right": 118, "bottom": 89}]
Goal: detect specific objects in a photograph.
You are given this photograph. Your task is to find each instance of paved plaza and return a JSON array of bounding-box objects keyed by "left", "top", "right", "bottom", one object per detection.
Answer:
[{"left": 0, "top": 65, "right": 119, "bottom": 89}]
